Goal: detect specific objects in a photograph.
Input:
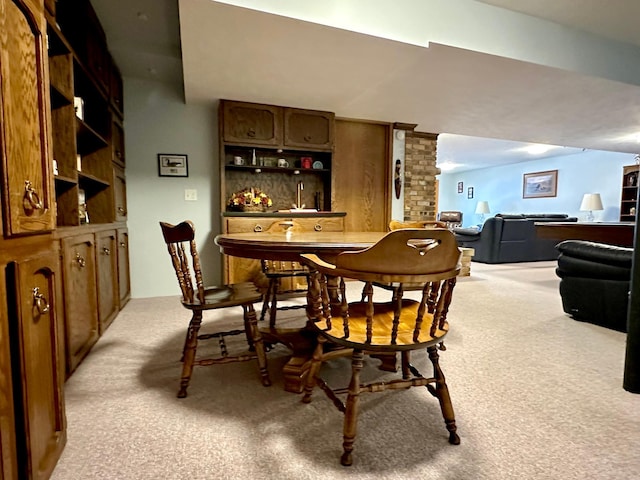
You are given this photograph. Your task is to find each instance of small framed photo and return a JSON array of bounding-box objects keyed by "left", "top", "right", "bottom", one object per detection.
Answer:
[
  {"left": 457, "top": 181, "right": 463, "bottom": 194},
  {"left": 523, "top": 169, "right": 557, "bottom": 198},
  {"left": 158, "top": 154, "right": 188, "bottom": 177},
  {"left": 467, "top": 186, "right": 474, "bottom": 199}
]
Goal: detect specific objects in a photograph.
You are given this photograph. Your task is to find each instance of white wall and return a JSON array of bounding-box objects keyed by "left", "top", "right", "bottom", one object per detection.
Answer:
[
  {"left": 124, "top": 78, "right": 220, "bottom": 298},
  {"left": 438, "top": 150, "right": 636, "bottom": 227},
  {"left": 213, "top": 0, "right": 640, "bottom": 86}
]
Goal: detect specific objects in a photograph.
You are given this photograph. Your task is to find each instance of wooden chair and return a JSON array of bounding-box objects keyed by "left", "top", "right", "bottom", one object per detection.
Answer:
[
  {"left": 260, "top": 220, "right": 310, "bottom": 326},
  {"left": 360, "top": 220, "right": 448, "bottom": 301},
  {"left": 438, "top": 211, "right": 463, "bottom": 229},
  {"left": 159, "top": 220, "right": 271, "bottom": 398},
  {"left": 300, "top": 229, "right": 461, "bottom": 466}
]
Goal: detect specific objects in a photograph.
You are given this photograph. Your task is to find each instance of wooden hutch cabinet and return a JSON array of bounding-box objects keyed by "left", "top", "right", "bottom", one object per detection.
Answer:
[
  {"left": 1, "top": 0, "right": 129, "bottom": 476},
  {"left": 219, "top": 100, "right": 339, "bottom": 286}
]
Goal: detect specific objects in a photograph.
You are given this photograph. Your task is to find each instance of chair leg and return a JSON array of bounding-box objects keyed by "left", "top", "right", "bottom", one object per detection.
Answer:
[
  {"left": 302, "top": 335, "right": 326, "bottom": 403},
  {"left": 269, "top": 277, "right": 280, "bottom": 328},
  {"left": 245, "top": 303, "right": 271, "bottom": 387},
  {"left": 427, "top": 346, "right": 460, "bottom": 445},
  {"left": 260, "top": 278, "right": 275, "bottom": 322},
  {"left": 401, "top": 351, "right": 411, "bottom": 379},
  {"left": 341, "top": 349, "right": 364, "bottom": 466},
  {"left": 177, "top": 311, "right": 203, "bottom": 398}
]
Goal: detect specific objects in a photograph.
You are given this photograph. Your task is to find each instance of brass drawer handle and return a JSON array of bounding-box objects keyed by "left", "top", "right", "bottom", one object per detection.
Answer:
[
  {"left": 253, "top": 224, "right": 263, "bottom": 232},
  {"left": 102, "top": 247, "right": 111, "bottom": 255},
  {"left": 118, "top": 206, "right": 127, "bottom": 215},
  {"left": 314, "top": 224, "right": 323, "bottom": 232},
  {"left": 75, "top": 253, "right": 86, "bottom": 268},
  {"left": 24, "top": 180, "right": 43, "bottom": 210},
  {"left": 33, "top": 287, "right": 50, "bottom": 314}
]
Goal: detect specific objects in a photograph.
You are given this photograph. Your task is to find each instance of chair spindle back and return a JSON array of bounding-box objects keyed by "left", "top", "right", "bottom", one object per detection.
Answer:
[{"left": 160, "top": 221, "right": 206, "bottom": 305}]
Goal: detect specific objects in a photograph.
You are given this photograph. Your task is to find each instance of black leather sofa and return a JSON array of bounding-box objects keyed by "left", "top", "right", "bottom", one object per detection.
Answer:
[
  {"left": 454, "top": 214, "right": 578, "bottom": 263},
  {"left": 555, "top": 240, "right": 632, "bottom": 332}
]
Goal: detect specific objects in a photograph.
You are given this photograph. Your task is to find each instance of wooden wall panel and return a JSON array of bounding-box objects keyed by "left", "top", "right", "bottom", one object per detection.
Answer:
[{"left": 332, "top": 119, "right": 391, "bottom": 232}]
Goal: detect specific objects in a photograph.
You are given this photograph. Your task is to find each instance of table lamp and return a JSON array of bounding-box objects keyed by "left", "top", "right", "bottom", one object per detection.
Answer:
[
  {"left": 579, "top": 193, "right": 603, "bottom": 222},
  {"left": 475, "top": 200, "right": 490, "bottom": 223}
]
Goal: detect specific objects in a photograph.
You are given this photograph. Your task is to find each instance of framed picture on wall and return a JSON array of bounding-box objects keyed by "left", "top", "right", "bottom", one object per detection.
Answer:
[
  {"left": 457, "top": 181, "right": 463, "bottom": 193},
  {"left": 523, "top": 169, "right": 557, "bottom": 198},
  {"left": 158, "top": 154, "right": 189, "bottom": 177},
  {"left": 467, "top": 186, "right": 474, "bottom": 199}
]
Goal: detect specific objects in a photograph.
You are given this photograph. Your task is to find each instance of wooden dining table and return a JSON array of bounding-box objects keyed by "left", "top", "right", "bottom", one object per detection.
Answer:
[{"left": 215, "top": 230, "right": 390, "bottom": 393}]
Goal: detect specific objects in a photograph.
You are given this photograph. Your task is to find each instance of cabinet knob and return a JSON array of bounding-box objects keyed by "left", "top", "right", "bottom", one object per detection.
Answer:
[
  {"left": 120, "top": 242, "right": 126, "bottom": 248},
  {"left": 253, "top": 224, "right": 263, "bottom": 232},
  {"left": 314, "top": 224, "right": 323, "bottom": 232},
  {"left": 32, "top": 287, "right": 50, "bottom": 314},
  {"left": 102, "top": 247, "right": 111, "bottom": 255},
  {"left": 247, "top": 128, "right": 256, "bottom": 137},
  {"left": 118, "top": 206, "right": 127, "bottom": 215},
  {"left": 75, "top": 253, "right": 86, "bottom": 268},
  {"left": 304, "top": 135, "right": 312, "bottom": 142},
  {"left": 24, "top": 180, "right": 43, "bottom": 211}
]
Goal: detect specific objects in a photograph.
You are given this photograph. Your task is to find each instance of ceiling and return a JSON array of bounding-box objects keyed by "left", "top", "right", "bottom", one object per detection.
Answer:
[{"left": 91, "top": 0, "right": 640, "bottom": 172}]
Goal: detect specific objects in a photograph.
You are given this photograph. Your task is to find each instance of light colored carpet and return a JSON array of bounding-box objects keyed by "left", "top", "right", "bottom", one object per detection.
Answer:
[{"left": 51, "top": 261, "right": 640, "bottom": 479}]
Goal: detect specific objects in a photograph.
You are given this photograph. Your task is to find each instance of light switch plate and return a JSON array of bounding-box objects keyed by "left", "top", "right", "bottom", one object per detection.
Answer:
[{"left": 184, "top": 189, "right": 198, "bottom": 201}]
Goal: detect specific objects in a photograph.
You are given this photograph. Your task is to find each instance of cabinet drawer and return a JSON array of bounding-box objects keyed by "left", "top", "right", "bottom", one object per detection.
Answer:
[{"left": 226, "top": 216, "right": 344, "bottom": 234}]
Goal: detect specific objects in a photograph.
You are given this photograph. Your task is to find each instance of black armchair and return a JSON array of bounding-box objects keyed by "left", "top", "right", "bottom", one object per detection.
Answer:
[{"left": 555, "top": 240, "right": 632, "bottom": 332}]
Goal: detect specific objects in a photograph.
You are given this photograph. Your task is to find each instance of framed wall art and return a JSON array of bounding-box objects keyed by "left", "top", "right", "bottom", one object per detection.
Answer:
[
  {"left": 158, "top": 154, "right": 188, "bottom": 177},
  {"left": 467, "top": 186, "right": 474, "bottom": 199},
  {"left": 523, "top": 169, "right": 557, "bottom": 198},
  {"left": 457, "top": 181, "right": 464, "bottom": 193}
]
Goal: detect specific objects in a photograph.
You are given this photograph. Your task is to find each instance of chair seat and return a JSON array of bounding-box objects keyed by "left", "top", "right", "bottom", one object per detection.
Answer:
[
  {"left": 314, "top": 299, "right": 449, "bottom": 351},
  {"left": 182, "top": 283, "right": 262, "bottom": 310}
]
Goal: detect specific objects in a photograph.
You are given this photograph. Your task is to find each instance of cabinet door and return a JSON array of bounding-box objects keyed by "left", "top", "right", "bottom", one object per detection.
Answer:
[
  {"left": 95, "top": 230, "right": 118, "bottom": 333},
  {"left": 0, "top": 0, "right": 55, "bottom": 236},
  {"left": 222, "top": 101, "right": 282, "bottom": 146},
  {"left": 111, "top": 117, "right": 125, "bottom": 167},
  {"left": 9, "top": 250, "right": 66, "bottom": 480},
  {"left": 284, "top": 108, "right": 334, "bottom": 151},
  {"left": 113, "top": 164, "right": 127, "bottom": 222},
  {"left": 0, "top": 278, "right": 18, "bottom": 480},
  {"left": 61, "top": 234, "right": 98, "bottom": 374},
  {"left": 332, "top": 119, "right": 391, "bottom": 232},
  {"left": 117, "top": 228, "right": 130, "bottom": 307}
]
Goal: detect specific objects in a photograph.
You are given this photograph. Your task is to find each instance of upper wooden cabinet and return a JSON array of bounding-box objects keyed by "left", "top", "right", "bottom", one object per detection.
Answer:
[
  {"left": 0, "top": 0, "right": 55, "bottom": 237},
  {"left": 220, "top": 100, "right": 334, "bottom": 152},
  {"left": 284, "top": 108, "right": 334, "bottom": 150},
  {"left": 222, "top": 101, "right": 283, "bottom": 146}
]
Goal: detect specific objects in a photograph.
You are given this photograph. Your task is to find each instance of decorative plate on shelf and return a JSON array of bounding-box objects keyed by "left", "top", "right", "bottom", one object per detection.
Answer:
[{"left": 312, "top": 161, "right": 323, "bottom": 169}]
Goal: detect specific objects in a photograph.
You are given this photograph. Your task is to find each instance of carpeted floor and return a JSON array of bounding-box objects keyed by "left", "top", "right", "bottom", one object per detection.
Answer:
[{"left": 50, "top": 261, "right": 640, "bottom": 479}]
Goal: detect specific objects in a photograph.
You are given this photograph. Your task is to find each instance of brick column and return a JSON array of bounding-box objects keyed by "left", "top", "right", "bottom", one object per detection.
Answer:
[{"left": 404, "top": 131, "right": 439, "bottom": 221}]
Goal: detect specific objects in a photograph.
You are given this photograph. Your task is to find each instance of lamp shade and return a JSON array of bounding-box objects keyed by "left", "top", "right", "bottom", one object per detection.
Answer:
[
  {"left": 475, "top": 201, "right": 490, "bottom": 214},
  {"left": 579, "top": 193, "right": 603, "bottom": 212}
]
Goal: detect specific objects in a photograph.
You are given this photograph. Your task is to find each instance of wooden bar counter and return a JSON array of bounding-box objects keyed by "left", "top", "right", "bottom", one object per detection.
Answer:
[{"left": 535, "top": 222, "right": 635, "bottom": 247}]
